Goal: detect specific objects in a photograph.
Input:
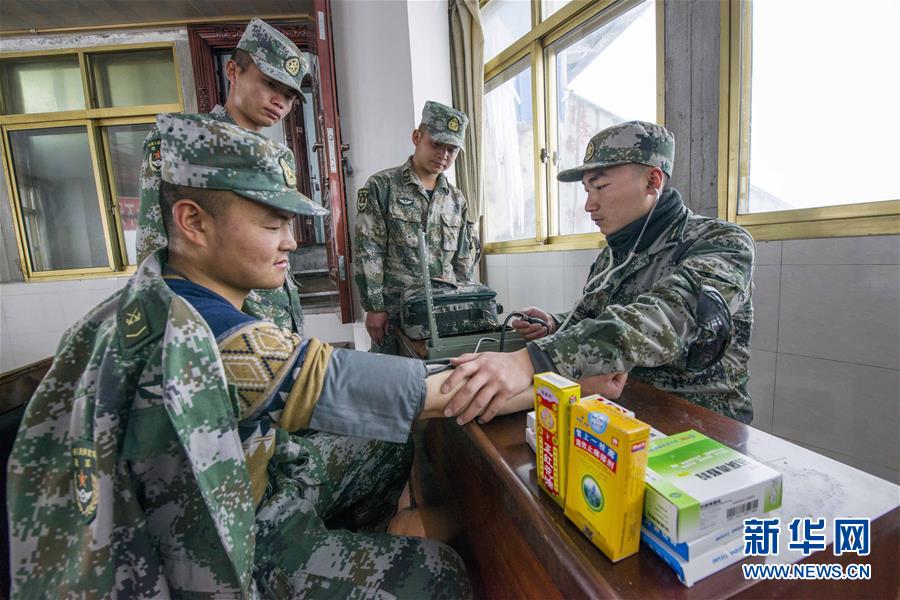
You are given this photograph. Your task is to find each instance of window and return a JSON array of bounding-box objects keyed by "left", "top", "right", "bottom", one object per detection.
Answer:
[
  {"left": 482, "top": 0, "right": 663, "bottom": 252},
  {"left": 484, "top": 59, "right": 535, "bottom": 242},
  {"left": 1, "top": 43, "right": 183, "bottom": 280},
  {"left": 719, "top": 1, "right": 900, "bottom": 240}
]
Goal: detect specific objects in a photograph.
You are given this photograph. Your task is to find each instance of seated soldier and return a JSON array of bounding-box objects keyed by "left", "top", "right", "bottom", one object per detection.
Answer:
[{"left": 7, "top": 113, "right": 528, "bottom": 598}]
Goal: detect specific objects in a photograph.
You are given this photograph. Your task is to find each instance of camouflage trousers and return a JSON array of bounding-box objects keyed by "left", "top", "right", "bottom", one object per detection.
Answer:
[{"left": 254, "top": 430, "right": 472, "bottom": 598}]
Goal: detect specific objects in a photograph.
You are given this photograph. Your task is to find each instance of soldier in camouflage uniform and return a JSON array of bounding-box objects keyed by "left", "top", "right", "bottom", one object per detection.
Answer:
[
  {"left": 137, "top": 17, "right": 324, "bottom": 333},
  {"left": 354, "top": 100, "right": 479, "bottom": 354},
  {"left": 7, "top": 113, "right": 474, "bottom": 598},
  {"left": 441, "top": 121, "right": 755, "bottom": 424}
]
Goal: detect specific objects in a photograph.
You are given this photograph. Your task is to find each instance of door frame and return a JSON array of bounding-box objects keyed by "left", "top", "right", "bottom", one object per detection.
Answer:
[{"left": 187, "top": 9, "right": 353, "bottom": 323}]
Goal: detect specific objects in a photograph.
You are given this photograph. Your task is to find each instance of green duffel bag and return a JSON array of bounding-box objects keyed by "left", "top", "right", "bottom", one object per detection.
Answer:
[{"left": 400, "top": 279, "right": 501, "bottom": 341}]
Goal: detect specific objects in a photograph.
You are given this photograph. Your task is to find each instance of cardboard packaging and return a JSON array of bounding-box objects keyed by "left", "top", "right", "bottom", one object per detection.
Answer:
[
  {"left": 563, "top": 399, "right": 651, "bottom": 562},
  {"left": 641, "top": 525, "right": 746, "bottom": 587},
  {"left": 643, "top": 430, "right": 782, "bottom": 544},
  {"left": 534, "top": 372, "right": 580, "bottom": 507}
]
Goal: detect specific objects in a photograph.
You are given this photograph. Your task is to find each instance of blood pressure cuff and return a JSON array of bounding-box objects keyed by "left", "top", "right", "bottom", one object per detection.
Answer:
[
  {"left": 685, "top": 285, "right": 733, "bottom": 372},
  {"left": 309, "top": 349, "right": 427, "bottom": 443}
]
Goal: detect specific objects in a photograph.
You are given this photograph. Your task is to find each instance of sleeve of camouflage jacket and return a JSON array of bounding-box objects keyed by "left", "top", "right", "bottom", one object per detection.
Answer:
[
  {"left": 533, "top": 226, "right": 754, "bottom": 380},
  {"left": 220, "top": 321, "right": 425, "bottom": 443},
  {"left": 136, "top": 126, "right": 168, "bottom": 263},
  {"left": 451, "top": 197, "right": 478, "bottom": 281},
  {"left": 353, "top": 178, "right": 388, "bottom": 312}
]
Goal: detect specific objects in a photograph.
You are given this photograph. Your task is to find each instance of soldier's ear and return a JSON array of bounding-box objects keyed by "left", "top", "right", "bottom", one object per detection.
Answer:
[
  {"left": 171, "top": 199, "right": 210, "bottom": 248},
  {"left": 646, "top": 166, "right": 664, "bottom": 193},
  {"left": 412, "top": 128, "right": 422, "bottom": 146},
  {"left": 225, "top": 59, "right": 239, "bottom": 89}
]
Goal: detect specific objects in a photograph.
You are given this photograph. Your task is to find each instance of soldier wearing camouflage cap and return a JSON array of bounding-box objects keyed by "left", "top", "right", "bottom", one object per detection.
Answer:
[
  {"left": 440, "top": 120, "right": 757, "bottom": 427},
  {"left": 137, "top": 18, "right": 308, "bottom": 336},
  {"left": 8, "top": 112, "right": 488, "bottom": 597},
  {"left": 354, "top": 100, "right": 478, "bottom": 355}
]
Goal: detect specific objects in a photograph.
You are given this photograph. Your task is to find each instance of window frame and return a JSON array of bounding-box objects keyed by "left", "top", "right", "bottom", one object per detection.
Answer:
[
  {"left": 482, "top": 0, "right": 665, "bottom": 254},
  {"left": 716, "top": 0, "right": 900, "bottom": 241},
  {"left": 0, "top": 42, "right": 184, "bottom": 281}
]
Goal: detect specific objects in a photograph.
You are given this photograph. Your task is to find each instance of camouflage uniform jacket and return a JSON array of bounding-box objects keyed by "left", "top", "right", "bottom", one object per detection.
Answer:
[
  {"left": 6, "top": 252, "right": 427, "bottom": 597},
  {"left": 354, "top": 158, "right": 478, "bottom": 315},
  {"left": 136, "top": 104, "right": 304, "bottom": 333},
  {"left": 533, "top": 193, "right": 755, "bottom": 422}
]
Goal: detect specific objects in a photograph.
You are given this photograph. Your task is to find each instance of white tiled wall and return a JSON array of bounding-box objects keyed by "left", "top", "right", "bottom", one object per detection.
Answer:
[
  {"left": 486, "top": 235, "right": 900, "bottom": 484},
  {"left": 747, "top": 236, "right": 900, "bottom": 484},
  {"left": 0, "top": 277, "right": 129, "bottom": 372}
]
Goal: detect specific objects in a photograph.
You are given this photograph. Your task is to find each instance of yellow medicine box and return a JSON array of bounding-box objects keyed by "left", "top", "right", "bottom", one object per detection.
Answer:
[
  {"left": 534, "top": 372, "right": 580, "bottom": 508},
  {"left": 564, "top": 399, "right": 651, "bottom": 562}
]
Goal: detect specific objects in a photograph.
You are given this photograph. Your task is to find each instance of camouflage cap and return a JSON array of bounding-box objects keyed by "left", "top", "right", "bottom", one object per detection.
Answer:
[
  {"left": 236, "top": 18, "right": 307, "bottom": 96},
  {"left": 157, "top": 112, "right": 328, "bottom": 216},
  {"left": 420, "top": 100, "right": 468, "bottom": 148},
  {"left": 557, "top": 120, "right": 675, "bottom": 182}
]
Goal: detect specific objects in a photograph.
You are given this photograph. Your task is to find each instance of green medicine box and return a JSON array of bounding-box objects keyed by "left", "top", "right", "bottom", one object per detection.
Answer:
[{"left": 643, "top": 430, "right": 782, "bottom": 545}]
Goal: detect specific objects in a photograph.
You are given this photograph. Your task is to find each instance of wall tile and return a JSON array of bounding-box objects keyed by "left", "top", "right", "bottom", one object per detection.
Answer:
[
  {"left": 751, "top": 265, "right": 780, "bottom": 352},
  {"left": 506, "top": 251, "right": 564, "bottom": 269},
  {"left": 12, "top": 330, "right": 61, "bottom": 368},
  {"left": 1, "top": 292, "right": 71, "bottom": 336},
  {"left": 749, "top": 350, "right": 776, "bottom": 433},
  {"left": 773, "top": 354, "right": 899, "bottom": 475},
  {"left": 485, "top": 266, "right": 510, "bottom": 316},
  {"left": 754, "top": 240, "right": 782, "bottom": 266},
  {"left": 562, "top": 265, "right": 592, "bottom": 310},
  {"left": 563, "top": 248, "right": 602, "bottom": 267},
  {"left": 1, "top": 335, "right": 15, "bottom": 373},
  {"left": 484, "top": 253, "right": 507, "bottom": 269},
  {"left": 778, "top": 265, "right": 900, "bottom": 369},
  {"left": 507, "top": 265, "right": 565, "bottom": 315},
  {"left": 782, "top": 235, "right": 900, "bottom": 265}
]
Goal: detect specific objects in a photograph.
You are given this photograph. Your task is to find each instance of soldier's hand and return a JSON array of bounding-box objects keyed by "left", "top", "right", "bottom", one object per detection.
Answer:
[
  {"left": 511, "top": 307, "right": 556, "bottom": 340},
  {"left": 366, "top": 311, "right": 390, "bottom": 345},
  {"left": 580, "top": 371, "right": 628, "bottom": 400},
  {"left": 442, "top": 348, "right": 534, "bottom": 424}
]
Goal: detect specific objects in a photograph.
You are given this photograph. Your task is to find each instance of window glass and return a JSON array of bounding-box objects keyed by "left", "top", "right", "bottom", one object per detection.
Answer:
[
  {"left": 483, "top": 0, "right": 532, "bottom": 63},
  {"left": 553, "top": 0, "right": 657, "bottom": 235},
  {"left": 484, "top": 60, "right": 535, "bottom": 242},
  {"left": 0, "top": 56, "right": 85, "bottom": 114},
  {"left": 105, "top": 123, "right": 154, "bottom": 265},
  {"left": 541, "top": 0, "right": 573, "bottom": 20},
  {"left": 9, "top": 127, "right": 109, "bottom": 271},
  {"left": 741, "top": 1, "right": 899, "bottom": 213},
  {"left": 90, "top": 49, "right": 179, "bottom": 108}
]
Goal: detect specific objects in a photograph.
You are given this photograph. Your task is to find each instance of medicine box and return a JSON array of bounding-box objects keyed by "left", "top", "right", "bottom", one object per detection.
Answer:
[
  {"left": 563, "top": 399, "right": 650, "bottom": 562},
  {"left": 643, "top": 430, "right": 782, "bottom": 544},
  {"left": 534, "top": 372, "right": 580, "bottom": 507}
]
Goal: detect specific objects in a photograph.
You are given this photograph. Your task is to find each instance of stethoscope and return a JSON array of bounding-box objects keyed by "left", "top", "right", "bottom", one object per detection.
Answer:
[{"left": 556, "top": 186, "right": 662, "bottom": 334}]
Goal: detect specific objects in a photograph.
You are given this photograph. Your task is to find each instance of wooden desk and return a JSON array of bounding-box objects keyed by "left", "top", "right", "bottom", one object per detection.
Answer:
[{"left": 417, "top": 381, "right": 900, "bottom": 599}]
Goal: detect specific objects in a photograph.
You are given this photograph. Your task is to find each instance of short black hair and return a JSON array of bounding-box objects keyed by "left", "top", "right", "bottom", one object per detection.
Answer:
[
  {"left": 231, "top": 48, "right": 254, "bottom": 71},
  {"left": 631, "top": 163, "right": 670, "bottom": 191},
  {"left": 158, "top": 181, "right": 234, "bottom": 240}
]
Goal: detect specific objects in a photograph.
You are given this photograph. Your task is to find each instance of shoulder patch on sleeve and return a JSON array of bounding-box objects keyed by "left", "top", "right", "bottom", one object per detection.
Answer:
[
  {"left": 357, "top": 188, "right": 369, "bottom": 212},
  {"left": 147, "top": 139, "right": 162, "bottom": 173}
]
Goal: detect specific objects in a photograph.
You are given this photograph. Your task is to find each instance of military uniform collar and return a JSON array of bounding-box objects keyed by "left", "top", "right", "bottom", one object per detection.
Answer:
[
  {"left": 642, "top": 203, "right": 689, "bottom": 254},
  {"left": 401, "top": 157, "right": 450, "bottom": 195},
  {"left": 210, "top": 104, "right": 237, "bottom": 125},
  {"left": 608, "top": 199, "right": 691, "bottom": 282}
]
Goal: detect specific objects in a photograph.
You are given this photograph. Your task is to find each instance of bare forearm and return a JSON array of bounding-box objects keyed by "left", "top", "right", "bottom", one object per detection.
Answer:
[{"left": 420, "top": 372, "right": 533, "bottom": 420}]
